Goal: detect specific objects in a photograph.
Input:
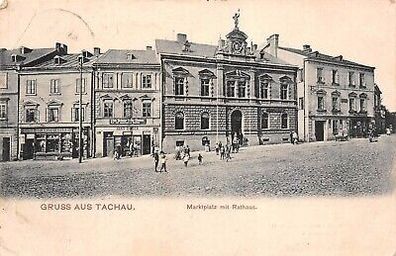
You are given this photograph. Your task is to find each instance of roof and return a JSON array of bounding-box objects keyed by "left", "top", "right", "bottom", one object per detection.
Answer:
[
  {"left": 0, "top": 47, "right": 56, "bottom": 67},
  {"left": 278, "top": 46, "right": 374, "bottom": 69},
  {"left": 155, "top": 39, "right": 218, "bottom": 58},
  {"left": 96, "top": 49, "right": 158, "bottom": 64},
  {"left": 32, "top": 53, "right": 98, "bottom": 69}
]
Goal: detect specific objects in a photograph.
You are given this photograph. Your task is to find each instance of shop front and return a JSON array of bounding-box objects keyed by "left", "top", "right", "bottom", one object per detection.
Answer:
[{"left": 20, "top": 127, "right": 91, "bottom": 160}]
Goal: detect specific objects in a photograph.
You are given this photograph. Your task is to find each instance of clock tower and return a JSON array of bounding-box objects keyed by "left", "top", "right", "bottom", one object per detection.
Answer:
[{"left": 217, "top": 10, "right": 255, "bottom": 60}]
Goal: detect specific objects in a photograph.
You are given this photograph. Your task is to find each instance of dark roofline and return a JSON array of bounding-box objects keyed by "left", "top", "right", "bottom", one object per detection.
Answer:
[{"left": 278, "top": 46, "right": 374, "bottom": 70}]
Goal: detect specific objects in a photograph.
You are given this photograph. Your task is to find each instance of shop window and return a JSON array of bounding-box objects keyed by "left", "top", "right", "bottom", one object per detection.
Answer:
[
  {"left": 201, "top": 112, "right": 210, "bottom": 130},
  {"left": 142, "top": 102, "right": 151, "bottom": 117},
  {"left": 175, "top": 112, "right": 184, "bottom": 130},
  {"left": 176, "top": 140, "right": 184, "bottom": 147},
  {"left": 142, "top": 74, "right": 152, "bottom": 88},
  {"left": 36, "top": 135, "right": 46, "bottom": 152},
  {"left": 261, "top": 112, "right": 269, "bottom": 129},
  {"left": 281, "top": 113, "right": 288, "bottom": 129},
  {"left": 46, "top": 134, "right": 60, "bottom": 152},
  {"left": 201, "top": 78, "right": 210, "bottom": 97}
]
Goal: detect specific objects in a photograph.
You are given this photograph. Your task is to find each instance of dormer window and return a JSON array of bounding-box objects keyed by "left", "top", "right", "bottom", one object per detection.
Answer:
[
  {"left": 54, "top": 56, "right": 64, "bottom": 65},
  {"left": 20, "top": 46, "right": 32, "bottom": 55},
  {"left": 81, "top": 50, "right": 92, "bottom": 58},
  {"left": 127, "top": 53, "right": 135, "bottom": 60}
]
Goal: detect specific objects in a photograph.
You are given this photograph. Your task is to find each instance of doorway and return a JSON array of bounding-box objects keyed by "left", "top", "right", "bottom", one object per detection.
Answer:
[
  {"left": 315, "top": 121, "right": 325, "bottom": 141},
  {"left": 2, "top": 137, "right": 10, "bottom": 161},
  {"left": 142, "top": 135, "right": 151, "bottom": 155},
  {"left": 103, "top": 132, "right": 114, "bottom": 157},
  {"left": 231, "top": 110, "right": 243, "bottom": 144},
  {"left": 24, "top": 139, "right": 34, "bottom": 160}
]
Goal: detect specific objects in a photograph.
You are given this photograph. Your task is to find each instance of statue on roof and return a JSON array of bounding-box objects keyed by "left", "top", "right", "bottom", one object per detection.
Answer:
[{"left": 233, "top": 9, "right": 240, "bottom": 29}]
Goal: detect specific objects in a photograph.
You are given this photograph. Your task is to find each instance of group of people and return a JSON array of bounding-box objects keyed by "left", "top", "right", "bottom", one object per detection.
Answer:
[
  {"left": 152, "top": 149, "right": 168, "bottom": 172},
  {"left": 113, "top": 142, "right": 141, "bottom": 160},
  {"left": 152, "top": 145, "right": 204, "bottom": 172}
]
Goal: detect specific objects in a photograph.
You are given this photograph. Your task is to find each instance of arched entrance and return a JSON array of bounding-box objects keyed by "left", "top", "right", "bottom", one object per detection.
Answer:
[{"left": 231, "top": 110, "right": 243, "bottom": 144}]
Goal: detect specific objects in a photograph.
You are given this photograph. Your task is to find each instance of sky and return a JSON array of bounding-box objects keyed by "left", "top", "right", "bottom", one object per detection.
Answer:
[{"left": 0, "top": 0, "right": 395, "bottom": 110}]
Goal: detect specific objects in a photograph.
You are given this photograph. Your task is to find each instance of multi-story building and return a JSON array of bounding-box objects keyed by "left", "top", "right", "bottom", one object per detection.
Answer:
[
  {"left": 93, "top": 48, "right": 161, "bottom": 157},
  {"left": 156, "top": 17, "right": 298, "bottom": 152},
  {"left": 263, "top": 35, "right": 376, "bottom": 141},
  {"left": 374, "top": 84, "right": 386, "bottom": 134},
  {"left": 18, "top": 46, "right": 98, "bottom": 160},
  {"left": 0, "top": 44, "right": 62, "bottom": 161}
]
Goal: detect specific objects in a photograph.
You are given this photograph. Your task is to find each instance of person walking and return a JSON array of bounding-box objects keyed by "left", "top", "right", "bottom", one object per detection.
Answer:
[
  {"left": 226, "top": 146, "right": 231, "bottom": 162},
  {"left": 220, "top": 145, "right": 225, "bottom": 160},
  {"left": 215, "top": 143, "right": 219, "bottom": 155},
  {"left": 159, "top": 151, "right": 167, "bottom": 172},
  {"left": 185, "top": 145, "right": 191, "bottom": 158},
  {"left": 183, "top": 154, "right": 189, "bottom": 167},
  {"left": 153, "top": 150, "right": 160, "bottom": 172},
  {"left": 198, "top": 153, "right": 203, "bottom": 165},
  {"left": 292, "top": 131, "right": 298, "bottom": 145}
]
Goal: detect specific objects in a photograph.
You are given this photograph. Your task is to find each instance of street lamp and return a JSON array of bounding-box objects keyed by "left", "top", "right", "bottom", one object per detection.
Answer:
[{"left": 78, "top": 54, "right": 83, "bottom": 163}]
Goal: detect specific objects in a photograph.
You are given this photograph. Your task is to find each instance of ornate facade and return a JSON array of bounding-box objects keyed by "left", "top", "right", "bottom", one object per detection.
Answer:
[{"left": 156, "top": 18, "right": 298, "bottom": 152}]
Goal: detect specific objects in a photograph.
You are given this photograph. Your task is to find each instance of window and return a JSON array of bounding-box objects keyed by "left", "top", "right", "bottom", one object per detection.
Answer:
[
  {"left": 142, "top": 102, "right": 151, "bottom": 117},
  {"left": 261, "top": 112, "right": 269, "bottom": 129},
  {"left": 297, "top": 68, "right": 304, "bottom": 82},
  {"left": 317, "top": 68, "right": 324, "bottom": 83},
  {"left": 349, "top": 98, "right": 355, "bottom": 112},
  {"left": 332, "top": 120, "right": 338, "bottom": 135},
  {"left": 332, "top": 70, "right": 339, "bottom": 84},
  {"left": 349, "top": 72, "right": 355, "bottom": 87},
  {"left": 201, "top": 78, "right": 210, "bottom": 97},
  {"left": 237, "top": 81, "right": 246, "bottom": 98},
  {"left": 260, "top": 80, "right": 269, "bottom": 99},
  {"left": 280, "top": 83, "right": 288, "bottom": 100},
  {"left": 0, "top": 102, "right": 7, "bottom": 119},
  {"left": 332, "top": 97, "right": 340, "bottom": 111},
  {"left": 0, "top": 73, "right": 7, "bottom": 89},
  {"left": 299, "top": 97, "right": 304, "bottom": 110},
  {"left": 175, "top": 112, "right": 184, "bottom": 130},
  {"left": 74, "top": 107, "right": 85, "bottom": 122},
  {"left": 103, "top": 73, "right": 114, "bottom": 88},
  {"left": 26, "top": 80, "right": 37, "bottom": 95},
  {"left": 226, "top": 80, "right": 235, "bottom": 97},
  {"left": 26, "top": 108, "right": 37, "bottom": 122},
  {"left": 360, "top": 98, "right": 366, "bottom": 112},
  {"left": 318, "top": 96, "right": 325, "bottom": 111},
  {"left": 142, "top": 75, "right": 152, "bottom": 88},
  {"left": 122, "top": 73, "right": 133, "bottom": 88},
  {"left": 174, "top": 77, "right": 184, "bottom": 96},
  {"left": 48, "top": 108, "right": 59, "bottom": 122},
  {"left": 359, "top": 73, "right": 365, "bottom": 88},
  {"left": 123, "top": 100, "right": 132, "bottom": 118},
  {"left": 281, "top": 113, "right": 288, "bottom": 129},
  {"left": 201, "top": 112, "right": 210, "bottom": 129},
  {"left": 103, "top": 101, "right": 113, "bottom": 118},
  {"left": 76, "top": 78, "right": 86, "bottom": 93},
  {"left": 50, "top": 79, "right": 60, "bottom": 94}
]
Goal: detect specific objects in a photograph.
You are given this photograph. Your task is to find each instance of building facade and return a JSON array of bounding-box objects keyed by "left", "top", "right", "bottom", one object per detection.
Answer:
[
  {"left": 0, "top": 44, "right": 62, "bottom": 161},
  {"left": 156, "top": 20, "right": 298, "bottom": 152},
  {"left": 93, "top": 48, "right": 161, "bottom": 157},
  {"left": 18, "top": 46, "right": 98, "bottom": 160},
  {"left": 263, "top": 35, "right": 376, "bottom": 141}
]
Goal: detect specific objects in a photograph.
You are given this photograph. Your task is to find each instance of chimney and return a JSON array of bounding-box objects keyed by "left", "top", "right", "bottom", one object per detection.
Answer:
[
  {"left": 253, "top": 44, "right": 258, "bottom": 51},
  {"left": 20, "top": 46, "right": 32, "bottom": 55},
  {"left": 303, "top": 44, "right": 312, "bottom": 53},
  {"left": 177, "top": 33, "right": 187, "bottom": 44},
  {"left": 94, "top": 47, "right": 101, "bottom": 56},
  {"left": 61, "top": 44, "right": 68, "bottom": 54},
  {"left": 266, "top": 34, "right": 279, "bottom": 57},
  {"left": 146, "top": 46, "right": 152, "bottom": 50},
  {"left": 55, "top": 42, "right": 67, "bottom": 54}
]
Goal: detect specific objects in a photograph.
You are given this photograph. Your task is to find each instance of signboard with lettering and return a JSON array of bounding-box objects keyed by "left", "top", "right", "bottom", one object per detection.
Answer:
[{"left": 110, "top": 118, "right": 146, "bottom": 125}]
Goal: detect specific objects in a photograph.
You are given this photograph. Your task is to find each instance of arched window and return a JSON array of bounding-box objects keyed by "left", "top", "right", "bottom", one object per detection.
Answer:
[
  {"left": 201, "top": 112, "right": 210, "bottom": 130},
  {"left": 261, "top": 112, "right": 269, "bottom": 129},
  {"left": 175, "top": 112, "right": 184, "bottom": 130},
  {"left": 281, "top": 113, "right": 288, "bottom": 129}
]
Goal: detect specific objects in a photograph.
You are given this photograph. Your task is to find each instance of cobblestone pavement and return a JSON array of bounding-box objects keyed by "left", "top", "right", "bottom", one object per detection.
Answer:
[{"left": 1, "top": 135, "right": 395, "bottom": 199}]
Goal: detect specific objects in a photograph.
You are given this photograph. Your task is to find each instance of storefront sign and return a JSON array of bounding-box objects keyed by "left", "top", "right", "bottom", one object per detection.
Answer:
[
  {"left": 19, "top": 134, "right": 26, "bottom": 144},
  {"left": 26, "top": 134, "right": 35, "bottom": 139},
  {"left": 110, "top": 118, "right": 146, "bottom": 125},
  {"left": 22, "top": 127, "right": 74, "bottom": 133}
]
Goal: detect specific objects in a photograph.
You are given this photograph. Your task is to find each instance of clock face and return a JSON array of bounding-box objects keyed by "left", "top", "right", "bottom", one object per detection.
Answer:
[{"left": 232, "top": 42, "right": 242, "bottom": 53}]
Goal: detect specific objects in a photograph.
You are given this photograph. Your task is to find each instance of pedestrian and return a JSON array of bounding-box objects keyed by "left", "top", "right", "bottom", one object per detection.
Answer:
[
  {"left": 386, "top": 127, "right": 391, "bottom": 136},
  {"left": 129, "top": 142, "right": 134, "bottom": 157},
  {"left": 186, "top": 145, "right": 190, "bottom": 157},
  {"left": 290, "top": 131, "right": 293, "bottom": 144},
  {"left": 198, "top": 153, "right": 203, "bottom": 165},
  {"left": 292, "top": 131, "right": 298, "bottom": 145},
  {"left": 153, "top": 150, "right": 159, "bottom": 172},
  {"left": 183, "top": 154, "right": 189, "bottom": 167},
  {"left": 159, "top": 151, "right": 167, "bottom": 172},
  {"left": 220, "top": 145, "right": 225, "bottom": 160},
  {"left": 226, "top": 146, "right": 231, "bottom": 162},
  {"left": 215, "top": 143, "right": 219, "bottom": 155}
]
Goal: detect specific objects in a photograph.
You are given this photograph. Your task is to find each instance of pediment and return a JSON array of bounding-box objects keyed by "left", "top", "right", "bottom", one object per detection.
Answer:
[
  {"left": 172, "top": 67, "right": 190, "bottom": 76},
  {"left": 258, "top": 74, "right": 273, "bottom": 80},
  {"left": 348, "top": 92, "right": 357, "bottom": 97},
  {"left": 198, "top": 69, "right": 216, "bottom": 78},
  {"left": 99, "top": 94, "right": 113, "bottom": 100},
  {"left": 47, "top": 99, "right": 63, "bottom": 106},
  {"left": 23, "top": 100, "right": 39, "bottom": 106},
  {"left": 279, "top": 75, "right": 292, "bottom": 82},
  {"left": 331, "top": 90, "right": 341, "bottom": 96},
  {"left": 225, "top": 70, "right": 250, "bottom": 79}
]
